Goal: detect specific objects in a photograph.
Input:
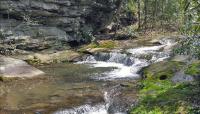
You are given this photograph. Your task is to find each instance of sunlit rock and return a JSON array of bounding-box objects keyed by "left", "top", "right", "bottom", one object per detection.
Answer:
[{"left": 0, "top": 56, "right": 44, "bottom": 78}]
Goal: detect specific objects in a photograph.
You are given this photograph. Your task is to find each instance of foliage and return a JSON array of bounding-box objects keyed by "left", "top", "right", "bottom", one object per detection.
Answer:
[
  {"left": 185, "top": 61, "right": 200, "bottom": 76},
  {"left": 127, "top": 0, "right": 138, "bottom": 13},
  {"left": 80, "top": 25, "right": 94, "bottom": 43},
  {"left": 127, "top": 0, "right": 200, "bottom": 34},
  {"left": 81, "top": 31, "right": 94, "bottom": 43},
  {"left": 178, "top": 0, "right": 200, "bottom": 35},
  {"left": 120, "top": 25, "right": 138, "bottom": 38},
  {"left": 174, "top": 35, "right": 200, "bottom": 59}
]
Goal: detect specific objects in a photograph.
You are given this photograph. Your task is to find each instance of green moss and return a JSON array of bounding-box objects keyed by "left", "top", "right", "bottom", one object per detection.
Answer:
[
  {"left": 98, "top": 40, "right": 116, "bottom": 48},
  {"left": 143, "top": 61, "right": 185, "bottom": 80},
  {"left": 79, "top": 40, "right": 116, "bottom": 52},
  {"left": 25, "top": 56, "right": 42, "bottom": 65},
  {"left": 131, "top": 61, "right": 200, "bottom": 114},
  {"left": 131, "top": 79, "right": 198, "bottom": 114},
  {"left": 185, "top": 61, "right": 200, "bottom": 76}
]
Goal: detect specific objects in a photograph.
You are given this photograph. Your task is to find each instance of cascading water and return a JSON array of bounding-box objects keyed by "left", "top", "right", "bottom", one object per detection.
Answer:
[
  {"left": 77, "top": 38, "right": 176, "bottom": 80},
  {"left": 54, "top": 85, "right": 126, "bottom": 114},
  {"left": 54, "top": 104, "right": 107, "bottom": 114},
  {"left": 54, "top": 38, "right": 177, "bottom": 114}
]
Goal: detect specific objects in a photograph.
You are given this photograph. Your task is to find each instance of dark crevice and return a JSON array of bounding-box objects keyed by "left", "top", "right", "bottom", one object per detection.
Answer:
[{"left": 159, "top": 75, "right": 168, "bottom": 80}]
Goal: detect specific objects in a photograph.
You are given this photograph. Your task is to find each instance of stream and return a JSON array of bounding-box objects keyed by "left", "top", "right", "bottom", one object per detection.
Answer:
[
  {"left": 53, "top": 38, "right": 176, "bottom": 114},
  {"left": 0, "top": 38, "right": 177, "bottom": 114}
]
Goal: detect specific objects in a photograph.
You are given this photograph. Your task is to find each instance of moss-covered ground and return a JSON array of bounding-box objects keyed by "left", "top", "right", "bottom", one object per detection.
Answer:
[{"left": 131, "top": 61, "right": 200, "bottom": 114}]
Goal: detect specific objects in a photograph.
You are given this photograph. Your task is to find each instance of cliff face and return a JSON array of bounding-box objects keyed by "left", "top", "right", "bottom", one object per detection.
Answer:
[{"left": 0, "top": 0, "right": 123, "bottom": 52}]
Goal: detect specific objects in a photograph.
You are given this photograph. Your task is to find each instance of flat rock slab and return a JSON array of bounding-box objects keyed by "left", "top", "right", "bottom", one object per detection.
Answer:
[{"left": 0, "top": 56, "right": 44, "bottom": 78}]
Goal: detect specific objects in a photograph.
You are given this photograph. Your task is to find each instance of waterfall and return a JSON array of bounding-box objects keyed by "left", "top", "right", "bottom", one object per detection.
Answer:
[
  {"left": 54, "top": 104, "right": 107, "bottom": 114},
  {"left": 53, "top": 92, "right": 110, "bottom": 114},
  {"left": 54, "top": 85, "right": 126, "bottom": 114},
  {"left": 77, "top": 38, "right": 176, "bottom": 80}
]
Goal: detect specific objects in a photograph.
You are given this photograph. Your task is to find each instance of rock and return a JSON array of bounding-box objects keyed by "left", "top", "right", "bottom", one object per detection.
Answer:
[
  {"left": 0, "top": 0, "right": 126, "bottom": 50},
  {"left": 143, "top": 61, "right": 185, "bottom": 80},
  {"left": 0, "top": 56, "right": 44, "bottom": 78},
  {"left": 107, "top": 84, "right": 138, "bottom": 113},
  {"left": 86, "top": 48, "right": 109, "bottom": 54},
  {"left": 26, "top": 50, "right": 81, "bottom": 65},
  {"left": 114, "top": 33, "right": 137, "bottom": 40},
  {"left": 95, "top": 34, "right": 113, "bottom": 40},
  {"left": 172, "top": 72, "right": 194, "bottom": 83},
  {"left": 171, "top": 55, "right": 190, "bottom": 62},
  {"left": 7, "top": 25, "right": 71, "bottom": 51},
  {"left": 0, "top": 45, "right": 15, "bottom": 55}
]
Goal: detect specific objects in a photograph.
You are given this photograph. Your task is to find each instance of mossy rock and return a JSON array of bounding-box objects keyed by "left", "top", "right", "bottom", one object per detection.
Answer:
[
  {"left": 0, "top": 76, "right": 18, "bottom": 82},
  {"left": 185, "top": 61, "right": 200, "bottom": 76},
  {"left": 143, "top": 61, "right": 185, "bottom": 80},
  {"left": 131, "top": 61, "right": 200, "bottom": 114},
  {"left": 26, "top": 56, "right": 42, "bottom": 65},
  {"left": 78, "top": 40, "right": 117, "bottom": 53},
  {"left": 131, "top": 81, "right": 200, "bottom": 114}
]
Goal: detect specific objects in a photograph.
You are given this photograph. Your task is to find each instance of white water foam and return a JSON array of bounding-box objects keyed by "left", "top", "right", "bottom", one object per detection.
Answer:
[
  {"left": 127, "top": 45, "right": 165, "bottom": 55},
  {"left": 77, "top": 39, "right": 175, "bottom": 80},
  {"left": 99, "top": 58, "right": 149, "bottom": 80},
  {"left": 54, "top": 92, "right": 126, "bottom": 114},
  {"left": 78, "top": 57, "right": 149, "bottom": 80},
  {"left": 54, "top": 104, "right": 108, "bottom": 114}
]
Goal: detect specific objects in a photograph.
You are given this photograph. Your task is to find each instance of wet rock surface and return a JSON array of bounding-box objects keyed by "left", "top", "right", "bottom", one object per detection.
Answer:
[{"left": 107, "top": 83, "right": 138, "bottom": 113}]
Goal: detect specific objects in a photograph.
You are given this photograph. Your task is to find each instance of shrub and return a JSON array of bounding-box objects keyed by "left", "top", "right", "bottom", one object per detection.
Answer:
[{"left": 174, "top": 35, "right": 200, "bottom": 59}]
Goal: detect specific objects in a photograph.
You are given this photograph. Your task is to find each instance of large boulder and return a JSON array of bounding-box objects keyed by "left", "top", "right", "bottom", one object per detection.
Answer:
[
  {"left": 0, "top": 0, "right": 125, "bottom": 51},
  {"left": 0, "top": 56, "right": 44, "bottom": 78}
]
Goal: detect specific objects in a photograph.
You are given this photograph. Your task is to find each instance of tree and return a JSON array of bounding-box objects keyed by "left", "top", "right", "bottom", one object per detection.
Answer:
[
  {"left": 126, "top": 0, "right": 199, "bottom": 35},
  {"left": 137, "top": 0, "right": 141, "bottom": 30}
]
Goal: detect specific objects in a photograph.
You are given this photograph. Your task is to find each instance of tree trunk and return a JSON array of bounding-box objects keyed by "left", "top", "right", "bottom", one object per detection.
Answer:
[
  {"left": 144, "top": 0, "right": 148, "bottom": 31},
  {"left": 154, "top": 0, "right": 158, "bottom": 29},
  {"left": 137, "top": 0, "right": 141, "bottom": 30}
]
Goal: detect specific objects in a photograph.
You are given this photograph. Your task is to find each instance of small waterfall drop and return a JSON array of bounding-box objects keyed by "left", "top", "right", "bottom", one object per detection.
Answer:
[
  {"left": 54, "top": 86, "right": 126, "bottom": 114},
  {"left": 77, "top": 38, "right": 176, "bottom": 80}
]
